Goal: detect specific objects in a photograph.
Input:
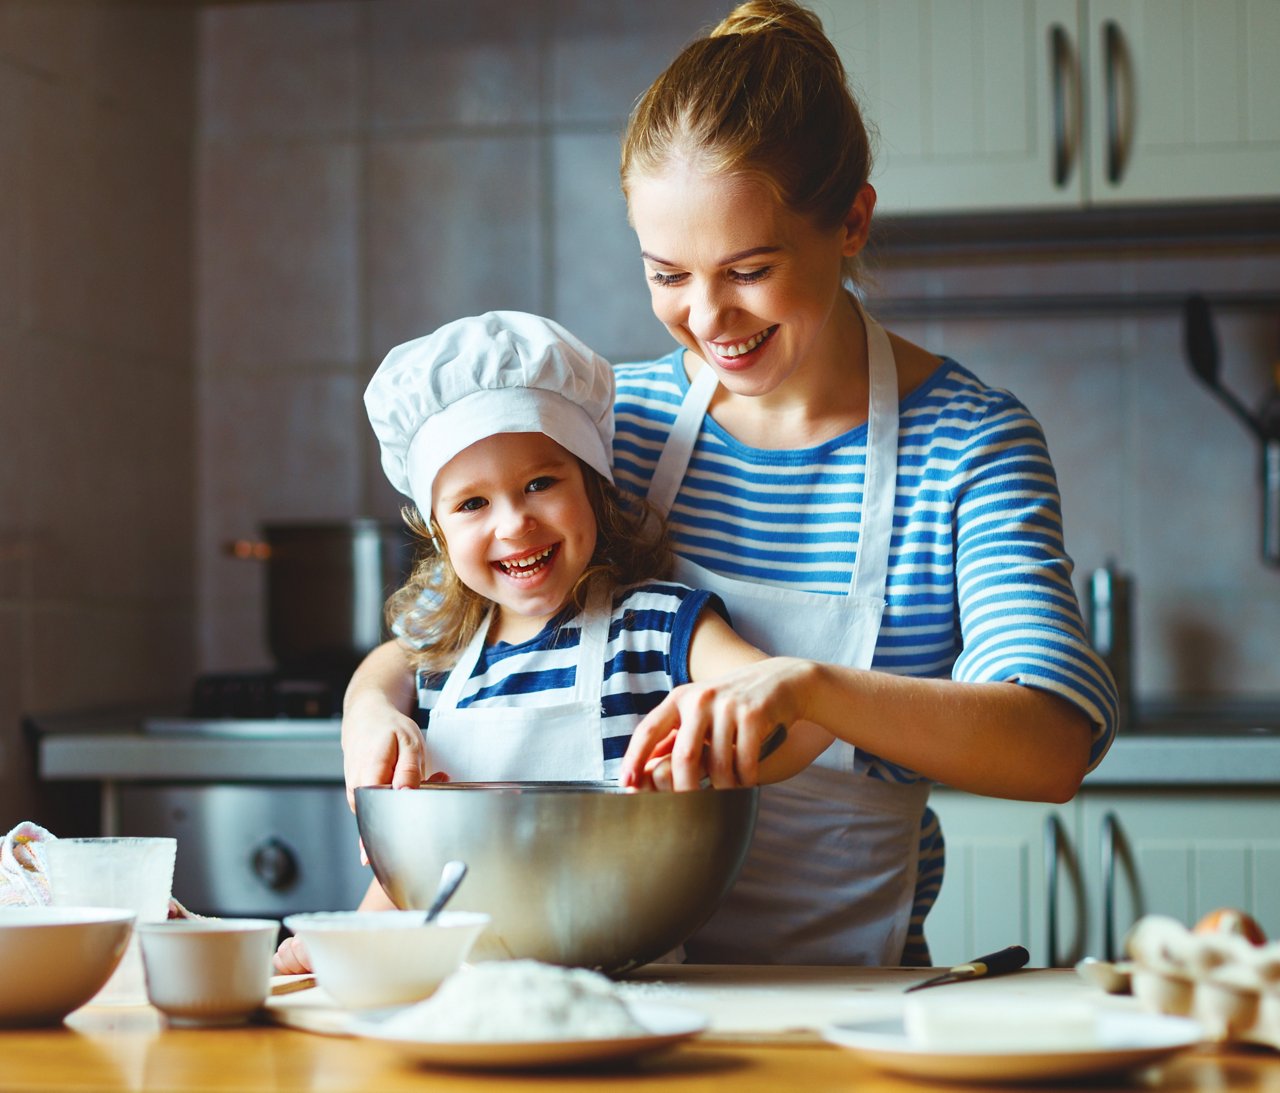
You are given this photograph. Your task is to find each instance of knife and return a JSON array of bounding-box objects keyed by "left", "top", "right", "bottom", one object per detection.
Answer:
[{"left": 904, "top": 944, "right": 1030, "bottom": 992}]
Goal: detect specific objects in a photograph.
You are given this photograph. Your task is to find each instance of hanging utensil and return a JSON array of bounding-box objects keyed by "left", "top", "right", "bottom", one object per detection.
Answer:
[
  {"left": 1182, "top": 294, "right": 1280, "bottom": 566},
  {"left": 905, "top": 944, "right": 1030, "bottom": 993}
]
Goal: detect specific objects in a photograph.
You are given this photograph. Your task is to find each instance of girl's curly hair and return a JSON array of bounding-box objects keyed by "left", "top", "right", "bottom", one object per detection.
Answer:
[{"left": 385, "top": 461, "right": 672, "bottom": 675}]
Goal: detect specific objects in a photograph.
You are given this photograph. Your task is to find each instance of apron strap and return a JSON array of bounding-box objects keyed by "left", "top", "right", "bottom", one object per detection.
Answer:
[
  {"left": 647, "top": 363, "right": 718, "bottom": 517},
  {"left": 850, "top": 303, "right": 899, "bottom": 602}
]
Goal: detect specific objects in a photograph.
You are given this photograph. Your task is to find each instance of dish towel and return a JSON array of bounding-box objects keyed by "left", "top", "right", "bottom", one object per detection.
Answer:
[
  {"left": 0, "top": 821, "right": 205, "bottom": 918},
  {"left": 0, "top": 821, "right": 55, "bottom": 907}
]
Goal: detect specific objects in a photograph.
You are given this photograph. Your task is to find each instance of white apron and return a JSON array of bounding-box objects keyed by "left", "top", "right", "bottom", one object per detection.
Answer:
[
  {"left": 646, "top": 301, "right": 929, "bottom": 965},
  {"left": 423, "top": 590, "right": 610, "bottom": 782}
]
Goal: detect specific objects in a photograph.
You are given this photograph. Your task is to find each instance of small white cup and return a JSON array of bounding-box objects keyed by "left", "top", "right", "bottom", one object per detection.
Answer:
[
  {"left": 45, "top": 837, "right": 177, "bottom": 1006},
  {"left": 137, "top": 919, "right": 279, "bottom": 1027}
]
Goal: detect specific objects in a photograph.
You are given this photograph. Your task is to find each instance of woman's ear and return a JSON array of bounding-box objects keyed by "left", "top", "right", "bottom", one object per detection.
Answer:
[{"left": 840, "top": 183, "right": 876, "bottom": 257}]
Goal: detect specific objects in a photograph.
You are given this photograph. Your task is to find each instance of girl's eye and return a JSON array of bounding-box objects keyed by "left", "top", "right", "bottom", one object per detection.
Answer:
[
  {"left": 648, "top": 269, "right": 686, "bottom": 287},
  {"left": 526, "top": 476, "right": 556, "bottom": 493},
  {"left": 457, "top": 497, "right": 487, "bottom": 512},
  {"left": 730, "top": 266, "right": 771, "bottom": 284}
]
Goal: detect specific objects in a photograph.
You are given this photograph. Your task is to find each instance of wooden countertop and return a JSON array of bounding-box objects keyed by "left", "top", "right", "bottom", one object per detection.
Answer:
[{"left": 2, "top": 967, "right": 1276, "bottom": 1092}]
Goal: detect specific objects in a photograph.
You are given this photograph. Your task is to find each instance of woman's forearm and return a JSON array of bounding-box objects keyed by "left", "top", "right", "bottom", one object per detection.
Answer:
[{"left": 796, "top": 660, "right": 1093, "bottom": 803}]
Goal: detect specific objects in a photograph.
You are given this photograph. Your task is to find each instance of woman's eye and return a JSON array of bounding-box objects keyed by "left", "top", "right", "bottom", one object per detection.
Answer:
[
  {"left": 526, "top": 476, "right": 556, "bottom": 493},
  {"left": 730, "top": 266, "right": 771, "bottom": 284},
  {"left": 648, "top": 269, "right": 685, "bottom": 287}
]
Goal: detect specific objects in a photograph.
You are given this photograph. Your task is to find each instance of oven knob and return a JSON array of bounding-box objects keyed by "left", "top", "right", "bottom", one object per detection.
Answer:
[{"left": 251, "top": 837, "right": 298, "bottom": 891}]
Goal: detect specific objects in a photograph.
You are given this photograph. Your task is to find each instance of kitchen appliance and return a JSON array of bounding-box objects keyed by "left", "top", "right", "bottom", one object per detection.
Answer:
[
  {"left": 1086, "top": 562, "right": 1134, "bottom": 733},
  {"left": 1183, "top": 294, "right": 1280, "bottom": 567},
  {"left": 226, "top": 518, "right": 419, "bottom": 679}
]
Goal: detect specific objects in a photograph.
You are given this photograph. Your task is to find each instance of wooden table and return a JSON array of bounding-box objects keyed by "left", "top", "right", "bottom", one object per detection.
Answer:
[{"left": 2, "top": 967, "right": 1276, "bottom": 1092}]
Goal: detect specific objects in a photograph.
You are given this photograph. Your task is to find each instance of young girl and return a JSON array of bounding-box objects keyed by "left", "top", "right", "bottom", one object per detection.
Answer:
[{"left": 274, "top": 309, "right": 829, "bottom": 974}]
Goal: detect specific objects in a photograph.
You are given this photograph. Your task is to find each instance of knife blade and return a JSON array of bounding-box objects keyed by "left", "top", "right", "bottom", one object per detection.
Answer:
[{"left": 904, "top": 944, "right": 1030, "bottom": 992}]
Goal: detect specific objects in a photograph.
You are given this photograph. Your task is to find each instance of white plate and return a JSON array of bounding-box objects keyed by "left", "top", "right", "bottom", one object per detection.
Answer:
[
  {"left": 822, "top": 1011, "right": 1203, "bottom": 1084},
  {"left": 349, "top": 1001, "right": 707, "bottom": 1071}
]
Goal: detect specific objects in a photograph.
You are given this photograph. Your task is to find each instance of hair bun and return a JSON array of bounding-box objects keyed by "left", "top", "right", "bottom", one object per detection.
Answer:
[{"left": 711, "top": 0, "right": 824, "bottom": 41}]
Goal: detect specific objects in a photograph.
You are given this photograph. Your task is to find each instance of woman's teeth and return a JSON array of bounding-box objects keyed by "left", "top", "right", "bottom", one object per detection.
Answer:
[
  {"left": 716, "top": 326, "right": 776, "bottom": 359},
  {"left": 497, "top": 546, "right": 555, "bottom": 576}
]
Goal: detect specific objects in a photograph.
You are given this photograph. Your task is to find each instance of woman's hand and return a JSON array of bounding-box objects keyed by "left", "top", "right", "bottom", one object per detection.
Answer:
[
  {"left": 274, "top": 934, "right": 311, "bottom": 975},
  {"left": 620, "top": 656, "right": 820, "bottom": 791}
]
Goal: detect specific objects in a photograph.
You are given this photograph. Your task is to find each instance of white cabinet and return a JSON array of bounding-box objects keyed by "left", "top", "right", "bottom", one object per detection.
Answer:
[
  {"left": 821, "top": 0, "right": 1280, "bottom": 214},
  {"left": 927, "top": 785, "right": 1280, "bottom": 968}
]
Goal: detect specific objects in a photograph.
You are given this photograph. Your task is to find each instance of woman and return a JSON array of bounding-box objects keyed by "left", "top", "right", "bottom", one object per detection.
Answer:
[{"left": 341, "top": 0, "right": 1118, "bottom": 968}]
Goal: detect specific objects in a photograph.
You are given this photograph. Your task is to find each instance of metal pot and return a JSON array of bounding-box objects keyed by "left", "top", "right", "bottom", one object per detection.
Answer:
[{"left": 228, "top": 519, "right": 417, "bottom": 679}]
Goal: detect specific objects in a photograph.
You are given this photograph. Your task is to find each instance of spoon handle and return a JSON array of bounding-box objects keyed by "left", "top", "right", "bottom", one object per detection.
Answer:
[{"left": 424, "top": 859, "right": 468, "bottom": 923}]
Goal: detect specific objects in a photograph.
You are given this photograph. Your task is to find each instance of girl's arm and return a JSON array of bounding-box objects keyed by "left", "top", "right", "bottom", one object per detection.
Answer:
[{"left": 341, "top": 640, "right": 424, "bottom": 809}]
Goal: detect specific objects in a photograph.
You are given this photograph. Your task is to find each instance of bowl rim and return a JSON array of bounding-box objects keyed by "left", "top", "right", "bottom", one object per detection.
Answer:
[
  {"left": 283, "top": 910, "right": 490, "bottom": 933},
  {"left": 354, "top": 781, "right": 759, "bottom": 796},
  {"left": 135, "top": 917, "right": 279, "bottom": 935},
  {"left": 0, "top": 906, "right": 136, "bottom": 928}
]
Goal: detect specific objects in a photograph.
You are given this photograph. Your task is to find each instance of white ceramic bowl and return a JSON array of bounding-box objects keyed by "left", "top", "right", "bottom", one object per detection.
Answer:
[
  {"left": 282, "top": 910, "right": 490, "bottom": 1010},
  {"left": 0, "top": 907, "right": 135, "bottom": 1026},
  {"left": 137, "top": 918, "right": 279, "bottom": 1026}
]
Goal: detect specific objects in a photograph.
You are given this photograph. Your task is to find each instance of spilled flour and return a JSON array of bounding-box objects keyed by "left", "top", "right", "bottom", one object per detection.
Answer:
[{"left": 380, "top": 960, "right": 646, "bottom": 1042}]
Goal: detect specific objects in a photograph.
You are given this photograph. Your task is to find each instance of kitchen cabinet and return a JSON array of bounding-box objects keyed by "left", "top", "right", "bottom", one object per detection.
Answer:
[
  {"left": 822, "top": 0, "right": 1280, "bottom": 215},
  {"left": 927, "top": 784, "right": 1280, "bottom": 967}
]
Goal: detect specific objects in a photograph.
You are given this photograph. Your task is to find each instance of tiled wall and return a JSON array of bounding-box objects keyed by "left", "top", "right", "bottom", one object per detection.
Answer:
[
  {"left": 196, "top": 0, "right": 1280, "bottom": 706},
  {"left": 0, "top": 3, "right": 197, "bottom": 830}
]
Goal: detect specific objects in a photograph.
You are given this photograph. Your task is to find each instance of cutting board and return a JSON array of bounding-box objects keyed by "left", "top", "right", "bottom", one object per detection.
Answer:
[{"left": 265, "top": 965, "right": 1118, "bottom": 1045}]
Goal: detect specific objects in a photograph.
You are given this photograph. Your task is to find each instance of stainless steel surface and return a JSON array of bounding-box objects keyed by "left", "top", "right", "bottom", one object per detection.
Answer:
[
  {"left": 231, "top": 519, "right": 417, "bottom": 677},
  {"left": 355, "top": 782, "right": 759, "bottom": 974},
  {"left": 117, "top": 784, "right": 369, "bottom": 918},
  {"left": 1087, "top": 563, "right": 1134, "bottom": 732}
]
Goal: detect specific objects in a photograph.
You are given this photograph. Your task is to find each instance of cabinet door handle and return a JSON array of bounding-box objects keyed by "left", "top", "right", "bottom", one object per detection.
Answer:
[
  {"left": 1044, "top": 813, "right": 1064, "bottom": 967},
  {"left": 1048, "top": 24, "right": 1077, "bottom": 187},
  {"left": 1102, "top": 20, "right": 1134, "bottom": 185},
  {"left": 1101, "top": 810, "right": 1120, "bottom": 961}
]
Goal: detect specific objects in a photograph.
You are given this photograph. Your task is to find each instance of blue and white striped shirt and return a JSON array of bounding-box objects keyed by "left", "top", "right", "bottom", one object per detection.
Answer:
[
  {"left": 416, "top": 582, "right": 721, "bottom": 779},
  {"left": 612, "top": 348, "right": 1119, "bottom": 778}
]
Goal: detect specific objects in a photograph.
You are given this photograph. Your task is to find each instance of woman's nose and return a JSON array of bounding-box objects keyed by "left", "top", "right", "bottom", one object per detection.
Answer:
[{"left": 687, "top": 281, "right": 733, "bottom": 338}]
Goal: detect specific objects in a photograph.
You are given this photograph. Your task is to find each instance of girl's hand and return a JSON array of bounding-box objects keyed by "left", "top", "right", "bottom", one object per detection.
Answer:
[
  {"left": 341, "top": 693, "right": 425, "bottom": 811},
  {"left": 620, "top": 657, "right": 815, "bottom": 791},
  {"left": 273, "top": 934, "right": 312, "bottom": 975}
]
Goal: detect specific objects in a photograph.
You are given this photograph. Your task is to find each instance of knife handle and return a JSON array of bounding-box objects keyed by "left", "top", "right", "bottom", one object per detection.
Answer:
[{"left": 962, "top": 944, "right": 1030, "bottom": 978}]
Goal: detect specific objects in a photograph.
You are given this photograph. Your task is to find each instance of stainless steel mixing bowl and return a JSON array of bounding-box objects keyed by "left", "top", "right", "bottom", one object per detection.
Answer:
[{"left": 355, "top": 782, "right": 759, "bottom": 974}]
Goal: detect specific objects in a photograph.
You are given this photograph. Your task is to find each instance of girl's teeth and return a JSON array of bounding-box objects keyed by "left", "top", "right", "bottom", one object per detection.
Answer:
[
  {"left": 718, "top": 327, "right": 775, "bottom": 359},
  {"left": 500, "top": 546, "right": 553, "bottom": 573}
]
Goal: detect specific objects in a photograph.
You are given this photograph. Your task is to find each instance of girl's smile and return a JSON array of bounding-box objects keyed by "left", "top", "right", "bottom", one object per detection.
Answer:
[{"left": 432, "top": 433, "right": 598, "bottom": 645}]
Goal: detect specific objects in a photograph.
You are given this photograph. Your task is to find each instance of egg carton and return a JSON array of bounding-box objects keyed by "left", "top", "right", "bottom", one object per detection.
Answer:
[{"left": 1125, "top": 915, "right": 1280, "bottom": 1049}]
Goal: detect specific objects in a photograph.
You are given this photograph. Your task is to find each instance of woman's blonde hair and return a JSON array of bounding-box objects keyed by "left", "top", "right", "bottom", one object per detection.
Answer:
[
  {"left": 620, "top": 0, "right": 873, "bottom": 284},
  {"left": 386, "top": 462, "right": 673, "bottom": 675}
]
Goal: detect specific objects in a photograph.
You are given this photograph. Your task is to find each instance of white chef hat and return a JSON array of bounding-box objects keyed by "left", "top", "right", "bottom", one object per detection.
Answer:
[{"left": 365, "top": 311, "right": 615, "bottom": 515}]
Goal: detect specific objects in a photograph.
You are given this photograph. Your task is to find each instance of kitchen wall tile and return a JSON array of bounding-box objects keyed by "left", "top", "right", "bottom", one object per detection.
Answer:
[
  {"left": 27, "top": 603, "right": 194, "bottom": 713},
  {"left": 548, "top": 0, "right": 727, "bottom": 125},
  {"left": 548, "top": 132, "right": 667, "bottom": 362},
  {"left": 20, "top": 76, "right": 93, "bottom": 340},
  {"left": 83, "top": 109, "right": 193, "bottom": 360},
  {"left": 0, "top": 63, "right": 21, "bottom": 332},
  {"left": 198, "top": 140, "right": 361, "bottom": 369},
  {"left": 366, "top": 135, "right": 543, "bottom": 353},
  {"left": 199, "top": 3, "right": 363, "bottom": 139},
  {"left": 198, "top": 369, "right": 363, "bottom": 671},
  {"left": 0, "top": 606, "right": 38, "bottom": 831},
  {"left": 0, "top": 331, "right": 22, "bottom": 602},
  {"left": 370, "top": 0, "right": 544, "bottom": 129},
  {"left": 0, "top": 2, "right": 97, "bottom": 83},
  {"left": 92, "top": 4, "right": 196, "bottom": 135}
]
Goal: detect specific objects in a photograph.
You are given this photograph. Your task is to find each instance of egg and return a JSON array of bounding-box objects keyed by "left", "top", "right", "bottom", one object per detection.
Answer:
[{"left": 1193, "top": 908, "right": 1267, "bottom": 946}]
